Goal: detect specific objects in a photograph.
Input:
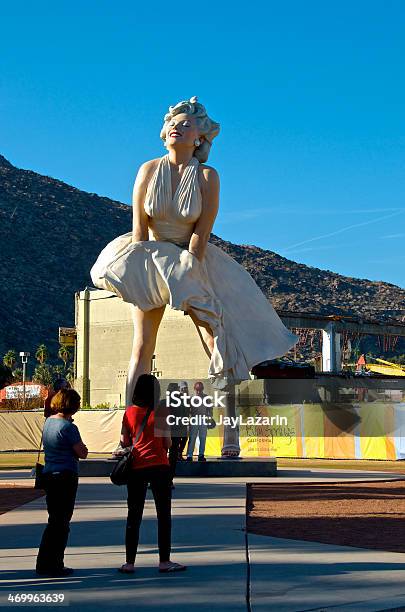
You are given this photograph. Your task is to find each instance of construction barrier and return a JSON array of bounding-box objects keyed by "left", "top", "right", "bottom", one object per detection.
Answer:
[
  {"left": 206, "top": 403, "right": 405, "bottom": 460},
  {"left": 1, "top": 403, "right": 405, "bottom": 460},
  {"left": 0, "top": 410, "right": 122, "bottom": 454}
]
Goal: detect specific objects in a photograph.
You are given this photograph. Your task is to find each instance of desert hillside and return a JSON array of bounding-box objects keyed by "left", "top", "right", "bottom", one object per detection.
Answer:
[{"left": 1, "top": 153, "right": 404, "bottom": 363}]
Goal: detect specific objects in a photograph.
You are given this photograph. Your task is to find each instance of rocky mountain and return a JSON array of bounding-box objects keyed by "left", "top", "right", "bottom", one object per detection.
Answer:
[{"left": 1, "top": 153, "right": 404, "bottom": 367}]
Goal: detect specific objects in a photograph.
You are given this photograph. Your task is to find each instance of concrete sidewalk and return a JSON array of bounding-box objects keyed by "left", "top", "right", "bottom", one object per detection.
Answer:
[
  {"left": 0, "top": 468, "right": 405, "bottom": 611},
  {"left": 0, "top": 473, "right": 248, "bottom": 610},
  {"left": 247, "top": 471, "right": 405, "bottom": 612},
  {"left": 248, "top": 533, "right": 405, "bottom": 611}
]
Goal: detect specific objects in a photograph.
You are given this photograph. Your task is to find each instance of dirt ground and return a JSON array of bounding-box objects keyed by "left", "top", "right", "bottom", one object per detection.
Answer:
[
  {"left": 277, "top": 458, "right": 405, "bottom": 473},
  {"left": 247, "top": 479, "right": 405, "bottom": 553},
  {"left": 0, "top": 484, "right": 45, "bottom": 515}
]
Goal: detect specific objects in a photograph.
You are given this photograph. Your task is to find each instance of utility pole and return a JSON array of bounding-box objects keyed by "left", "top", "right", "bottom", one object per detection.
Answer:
[{"left": 19, "top": 352, "right": 30, "bottom": 409}]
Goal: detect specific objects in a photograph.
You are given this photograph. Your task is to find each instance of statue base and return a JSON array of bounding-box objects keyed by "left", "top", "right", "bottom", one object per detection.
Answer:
[{"left": 79, "top": 457, "right": 277, "bottom": 478}]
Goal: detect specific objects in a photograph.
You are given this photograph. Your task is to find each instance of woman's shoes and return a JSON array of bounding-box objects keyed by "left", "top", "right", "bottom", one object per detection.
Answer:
[
  {"left": 158, "top": 561, "right": 187, "bottom": 573},
  {"left": 118, "top": 563, "right": 135, "bottom": 574}
]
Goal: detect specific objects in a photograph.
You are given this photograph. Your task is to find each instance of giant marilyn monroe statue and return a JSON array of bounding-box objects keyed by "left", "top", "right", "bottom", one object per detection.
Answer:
[{"left": 91, "top": 97, "right": 299, "bottom": 443}]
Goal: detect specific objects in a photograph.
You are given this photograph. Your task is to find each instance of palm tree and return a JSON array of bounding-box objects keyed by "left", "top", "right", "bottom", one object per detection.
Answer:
[
  {"left": 35, "top": 344, "right": 48, "bottom": 365},
  {"left": 0, "top": 363, "right": 14, "bottom": 389},
  {"left": 58, "top": 344, "right": 71, "bottom": 370},
  {"left": 3, "top": 350, "right": 17, "bottom": 370},
  {"left": 12, "top": 367, "right": 23, "bottom": 381},
  {"left": 53, "top": 365, "right": 65, "bottom": 379},
  {"left": 33, "top": 364, "right": 54, "bottom": 387},
  {"left": 65, "top": 364, "right": 74, "bottom": 386}
]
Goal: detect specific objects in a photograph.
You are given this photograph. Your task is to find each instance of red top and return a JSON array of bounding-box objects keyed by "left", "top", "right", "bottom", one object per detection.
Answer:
[{"left": 123, "top": 404, "right": 169, "bottom": 470}]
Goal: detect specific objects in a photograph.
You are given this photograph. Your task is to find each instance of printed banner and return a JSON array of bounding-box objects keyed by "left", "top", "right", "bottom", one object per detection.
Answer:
[{"left": 0, "top": 403, "right": 404, "bottom": 459}]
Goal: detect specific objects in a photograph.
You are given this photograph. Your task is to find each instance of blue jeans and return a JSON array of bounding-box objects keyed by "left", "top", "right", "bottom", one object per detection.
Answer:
[{"left": 187, "top": 424, "right": 207, "bottom": 458}]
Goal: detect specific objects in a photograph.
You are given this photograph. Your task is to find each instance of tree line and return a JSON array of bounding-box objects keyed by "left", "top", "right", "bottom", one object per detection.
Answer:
[{"left": 1, "top": 344, "right": 74, "bottom": 390}]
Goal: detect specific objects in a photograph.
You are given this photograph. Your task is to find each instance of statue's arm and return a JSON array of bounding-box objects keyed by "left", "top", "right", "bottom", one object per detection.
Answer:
[
  {"left": 188, "top": 166, "right": 220, "bottom": 261},
  {"left": 132, "top": 162, "right": 152, "bottom": 243}
]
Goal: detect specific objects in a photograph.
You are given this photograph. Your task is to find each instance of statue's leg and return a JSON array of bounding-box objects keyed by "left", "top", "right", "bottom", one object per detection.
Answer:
[
  {"left": 125, "top": 304, "right": 166, "bottom": 406},
  {"left": 188, "top": 309, "right": 240, "bottom": 458},
  {"left": 187, "top": 309, "right": 214, "bottom": 357},
  {"left": 221, "top": 385, "right": 241, "bottom": 458},
  {"left": 112, "top": 305, "right": 167, "bottom": 457}
]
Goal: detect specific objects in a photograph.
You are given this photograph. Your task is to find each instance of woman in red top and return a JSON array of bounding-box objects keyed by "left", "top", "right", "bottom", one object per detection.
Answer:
[{"left": 119, "top": 374, "right": 186, "bottom": 574}]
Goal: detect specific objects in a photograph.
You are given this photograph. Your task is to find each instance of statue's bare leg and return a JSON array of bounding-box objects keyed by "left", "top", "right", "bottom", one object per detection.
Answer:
[
  {"left": 125, "top": 304, "right": 166, "bottom": 406},
  {"left": 187, "top": 309, "right": 214, "bottom": 357},
  {"left": 187, "top": 308, "right": 240, "bottom": 458}
]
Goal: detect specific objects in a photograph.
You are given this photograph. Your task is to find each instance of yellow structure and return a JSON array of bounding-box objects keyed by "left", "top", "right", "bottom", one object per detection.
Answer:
[{"left": 366, "top": 358, "right": 405, "bottom": 377}]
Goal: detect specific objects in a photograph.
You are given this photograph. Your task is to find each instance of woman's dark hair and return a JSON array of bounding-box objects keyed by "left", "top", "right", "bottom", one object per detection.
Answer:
[
  {"left": 132, "top": 374, "right": 160, "bottom": 409},
  {"left": 50, "top": 388, "right": 81, "bottom": 415},
  {"left": 167, "top": 382, "right": 179, "bottom": 394}
]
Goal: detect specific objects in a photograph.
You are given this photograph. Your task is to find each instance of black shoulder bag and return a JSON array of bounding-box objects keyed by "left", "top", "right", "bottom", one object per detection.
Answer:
[{"left": 110, "top": 407, "right": 152, "bottom": 486}]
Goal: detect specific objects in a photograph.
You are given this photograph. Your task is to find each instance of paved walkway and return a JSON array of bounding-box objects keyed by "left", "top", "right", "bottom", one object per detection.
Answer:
[
  {"left": 0, "top": 468, "right": 405, "bottom": 611},
  {"left": 0, "top": 471, "right": 247, "bottom": 611},
  {"left": 249, "top": 534, "right": 405, "bottom": 611}
]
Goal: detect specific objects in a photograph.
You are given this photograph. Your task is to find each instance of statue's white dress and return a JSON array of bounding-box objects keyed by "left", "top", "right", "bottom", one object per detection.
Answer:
[{"left": 90, "top": 154, "right": 299, "bottom": 386}]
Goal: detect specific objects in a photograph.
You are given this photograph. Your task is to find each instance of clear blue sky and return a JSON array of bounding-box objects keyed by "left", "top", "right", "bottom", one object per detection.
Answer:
[{"left": 1, "top": 1, "right": 404, "bottom": 287}]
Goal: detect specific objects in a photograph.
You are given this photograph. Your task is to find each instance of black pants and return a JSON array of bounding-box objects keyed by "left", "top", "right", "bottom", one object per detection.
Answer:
[
  {"left": 126, "top": 465, "right": 171, "bottom": 564},
  {"left": 168, "top": 435, "right": 188, "bottom": 481},
  {"left": 36, "top": 471, "right": 78, "bottom": 572}
]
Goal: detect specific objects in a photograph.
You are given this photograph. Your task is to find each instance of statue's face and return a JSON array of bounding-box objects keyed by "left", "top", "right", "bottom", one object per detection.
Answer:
[{"left": 166, "top": 113, "right": 202, "bottom": 148}]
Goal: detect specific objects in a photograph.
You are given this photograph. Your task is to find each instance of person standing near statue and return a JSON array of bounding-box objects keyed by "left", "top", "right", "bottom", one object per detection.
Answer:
[
  {"left": 43, "top": 378, "right": 71, "bottom": 418},
  {"left": 186, "top": 381, "right": 210, "bottom": 462},
  {"left": 177, "top": 381, "right": 190, "bottom": 458},
  {"left": 36, "top": 389, "right": 88, "bottom": 577},
  {"left": 119, "top": 374, "right": 186, "bottom": 574},
  {"left": 167, "top": 382, "right": 188, "bottom": 486}
]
